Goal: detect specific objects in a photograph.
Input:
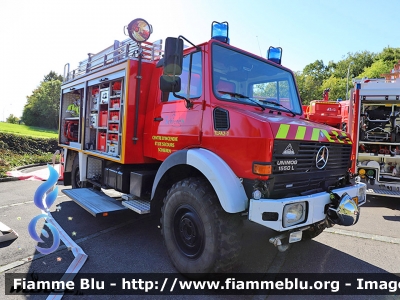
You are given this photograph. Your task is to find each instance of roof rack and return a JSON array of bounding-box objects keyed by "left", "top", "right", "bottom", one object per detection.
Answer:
[{"left": 63, "top": 38, "right": 163, "bottom": 83}]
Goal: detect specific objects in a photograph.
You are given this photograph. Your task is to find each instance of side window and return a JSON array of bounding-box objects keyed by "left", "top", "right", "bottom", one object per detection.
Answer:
[{"left": 167, "top": 51, "right": 202, "bottom": 101}]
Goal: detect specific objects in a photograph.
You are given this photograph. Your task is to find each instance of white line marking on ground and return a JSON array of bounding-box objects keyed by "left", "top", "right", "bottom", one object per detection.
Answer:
[{"left": 325, "top": 228, "right": 400, "bottom": 244}]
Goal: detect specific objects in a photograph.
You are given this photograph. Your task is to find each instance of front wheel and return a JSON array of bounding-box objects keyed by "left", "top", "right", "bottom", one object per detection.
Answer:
[{"left": 161, "top": 177, "right": 243, "bottom": 275}]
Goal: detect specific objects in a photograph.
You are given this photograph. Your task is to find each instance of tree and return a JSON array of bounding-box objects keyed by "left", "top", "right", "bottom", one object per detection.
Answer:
[
  {"left": 332, "top": 51, "right": 376, "bottom": 79},
  {"left": 42, "top": 71, "right": 63, "bottom": 83},
  {"left": 376, "top": 47, "right": 400, "bottom": 66},
  {"left": 6, "top": 114, "right": 19, "bottom": 124},
  {"left": 22, "top": 71, "right": 62, "bottom": 129},
  {"left": 295, "top": 60, "right": 331, "bottom": 104},
  {"left": 321, "top": 76, "right": 347, "bottom": 101},
  {"left": 358, "top": 60, "right": 393, "bottom": 79}
]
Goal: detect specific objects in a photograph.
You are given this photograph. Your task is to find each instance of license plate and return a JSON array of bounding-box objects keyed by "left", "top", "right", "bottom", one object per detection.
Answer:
[{"left": 289, "top": 231, "right": 302, "bottom": 243}]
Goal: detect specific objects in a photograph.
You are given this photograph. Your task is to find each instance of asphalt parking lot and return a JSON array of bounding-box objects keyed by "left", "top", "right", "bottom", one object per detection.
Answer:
[{"left": 0, "top": 174, "right": 400, "bottom": 299}]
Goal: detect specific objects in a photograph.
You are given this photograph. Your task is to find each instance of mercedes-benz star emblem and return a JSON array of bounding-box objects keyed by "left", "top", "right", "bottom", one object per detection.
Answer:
[{"left": 316, "top": 146, "right": 329, "bottom": 169}]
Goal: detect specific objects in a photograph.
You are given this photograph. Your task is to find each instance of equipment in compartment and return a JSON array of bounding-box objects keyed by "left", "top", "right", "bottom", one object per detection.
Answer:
[
  {"left": 98, "top": 110, "right": 108, "bottom": 127},
  {"left": 360, "top": 105, "right": 400, "bottom": 142},
  {"left": 100, "top": 88, "right": 109, "bottom": 104},
  {"left": 110, "top": 111, "right": 119, "bottom": 121},
  {"left": 97, "top": 132, "right": 107, "bottom": 151},
  {"left": 63, "top": 119, "right": 79, "bottom": 143},
  {"left": 112, "top": 81, "right": 122, "bottom": 95},
  {"left": 108, "top": 133, "right": 118, "bottom": 141},
  {"left": 111, "top": 98, "right": 121, "bottom": 108},
  {"left": 92, "top": 88, "right": 100, "bottom": 111},
  {"left": 108, "top": 123, "right": 119, "bottom": 132},
  {"left": 86, "top": 79, "right": 123, "bottom": 158},
  {"left": 90, "top": 113, "right": 97, "bottom": 128},
  {"left": 107, "top": 143, "right": 119, "bottom": 156}
]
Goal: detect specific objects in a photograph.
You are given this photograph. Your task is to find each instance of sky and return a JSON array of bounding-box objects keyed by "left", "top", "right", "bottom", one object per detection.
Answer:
[{"left": 1, "top": 0, "right": 399, "bottom": 121}]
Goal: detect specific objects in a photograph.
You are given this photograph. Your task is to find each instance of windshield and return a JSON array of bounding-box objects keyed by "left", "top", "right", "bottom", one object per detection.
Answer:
[{"left": 212, "top": 43, "right": 302, "bottom": 115}]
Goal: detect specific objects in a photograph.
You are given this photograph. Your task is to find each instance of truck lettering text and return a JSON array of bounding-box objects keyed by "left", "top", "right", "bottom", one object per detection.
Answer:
[
  {"left": 276, "top": 160, "right": 298, "bottom": 166},
  {"left": 278, "top": 166, "right": 295, "bottom": 171},
  {"left": 158, "top": 148, "right": 172, "bottom": 153}
]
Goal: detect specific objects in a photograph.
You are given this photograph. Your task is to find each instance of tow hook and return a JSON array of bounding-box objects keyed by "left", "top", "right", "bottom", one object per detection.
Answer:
[
  {"left": 269, "top": 226, "right": 311, "bottom": 252},
  {"left": 269, "top": 233, "right": 290, "bottom": 252}
]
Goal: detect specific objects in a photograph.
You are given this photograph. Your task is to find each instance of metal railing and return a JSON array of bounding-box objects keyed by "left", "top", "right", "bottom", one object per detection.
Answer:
[{"left": 63, "top": 38, "right": 163, "bottom": 83}]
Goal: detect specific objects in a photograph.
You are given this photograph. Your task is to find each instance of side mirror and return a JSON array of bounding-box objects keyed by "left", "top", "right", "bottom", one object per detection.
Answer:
[
  {"left": 160, "top": 75, "right": 181, "bottom": 93},
  {"left": 163, "top": 37, "right": 183, "bottom": 75}
]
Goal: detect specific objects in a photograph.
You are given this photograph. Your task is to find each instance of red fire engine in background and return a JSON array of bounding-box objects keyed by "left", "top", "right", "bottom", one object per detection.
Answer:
[
  {"left": 302, "top": 88, "right": 345, "bottom": 130},
  {"left": 59, "top": 18, "right": 365, "bottom": 275}
]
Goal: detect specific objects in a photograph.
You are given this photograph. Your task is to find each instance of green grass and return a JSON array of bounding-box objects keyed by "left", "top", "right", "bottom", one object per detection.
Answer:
[
  {"left": 0, "top": 122, "right": 57, "bottom": 138},
  {"left": 0, "top": 123, "right": 59, "bottom": 178},
  {"left": 0, "top": 150, "right": 56, "bottom": 178}
]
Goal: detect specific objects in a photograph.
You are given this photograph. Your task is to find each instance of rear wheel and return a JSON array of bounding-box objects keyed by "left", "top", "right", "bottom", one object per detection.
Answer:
[
  {"left": 161, "top": 177, "right": 243, "bottom": 275},
  {"left": 71, "top": 155, "right": 82, "bottom": 188}
]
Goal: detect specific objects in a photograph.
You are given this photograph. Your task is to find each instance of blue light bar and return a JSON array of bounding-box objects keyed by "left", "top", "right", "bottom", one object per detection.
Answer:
[
  {"left": 211, "top": 21, "right": 229, "bottom": 44},
  {"left": 267, "top": 46, "right": 282, "bottom": 65}
]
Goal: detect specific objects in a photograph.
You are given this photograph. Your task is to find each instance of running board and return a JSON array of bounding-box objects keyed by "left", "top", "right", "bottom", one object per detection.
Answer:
[
  {"left": 62, "top": 188, "right": 127, "bottom": 217},
  {"left": 367, "top": 188, "right": 400, "bottom": 197},
  {"left": 122, "top": 199, "right": 150, "bottom": 214}
]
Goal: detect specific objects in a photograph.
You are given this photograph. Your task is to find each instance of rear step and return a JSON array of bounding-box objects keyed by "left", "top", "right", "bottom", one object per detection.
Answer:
[
  {"left": 122, "top": 200, "right": 150, "bottom": 214},
  {"left": 62, "top": 188, "right": 151, "bottom": 216}
]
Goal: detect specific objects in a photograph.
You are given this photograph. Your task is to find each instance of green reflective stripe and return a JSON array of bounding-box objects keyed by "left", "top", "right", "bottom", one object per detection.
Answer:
[
  {"left": 331, "top": 130, "right": 344, "bottom": 143},
  {"left": 311, "top": 128, "right": 320, "bottom": 141},
  {"left": 321, "top": 129, "right": 334, "bottom": 142},
  {"left": 295, "top": 126, "right": 306, "bottom": 140},
  {"left": 276, "top": 124, "right": 290, "bottom": 139}
]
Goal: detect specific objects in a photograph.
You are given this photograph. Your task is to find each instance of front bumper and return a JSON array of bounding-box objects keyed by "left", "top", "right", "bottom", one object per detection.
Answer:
[{"left": 248, "top": 183, "right": 366, "bottom": 232}]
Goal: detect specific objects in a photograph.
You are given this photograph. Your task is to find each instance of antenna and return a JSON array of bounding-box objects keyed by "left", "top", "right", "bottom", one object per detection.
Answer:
[{"left": 256, "top": 36, "right": 262, "bottom": 56}]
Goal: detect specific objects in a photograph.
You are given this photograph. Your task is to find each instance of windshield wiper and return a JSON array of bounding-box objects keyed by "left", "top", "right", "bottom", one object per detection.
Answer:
[
  {"left": 218, "top": 91, "right": 265, "bottom": 111},
  {"left": 259, "top": 99, "right": 296, "bottom": 117}
]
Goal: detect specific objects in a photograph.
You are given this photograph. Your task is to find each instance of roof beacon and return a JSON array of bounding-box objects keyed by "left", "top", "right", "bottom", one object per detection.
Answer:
[
  {"left": 267, "top": 46, "right": 282, "bottom": 65},
  {"left": 211, "top": 21, "right": 229, "bottom": 44}
]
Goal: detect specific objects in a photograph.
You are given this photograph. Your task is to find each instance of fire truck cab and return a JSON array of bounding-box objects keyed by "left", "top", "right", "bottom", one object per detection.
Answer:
[{"left": 59, "top": 19, "right": 366, "bottom": 275}]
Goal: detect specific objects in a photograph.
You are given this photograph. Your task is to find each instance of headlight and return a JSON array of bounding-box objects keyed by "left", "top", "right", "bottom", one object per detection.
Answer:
[{"left": 283, "top": 202, "right": 306, "bottom": 227}]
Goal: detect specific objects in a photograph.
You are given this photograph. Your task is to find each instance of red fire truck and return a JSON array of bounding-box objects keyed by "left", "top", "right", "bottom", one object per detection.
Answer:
[
  {"left": 303, "top": 88, "right": 344, "bottom": 129},
  {"left": 59, "top": 18, "right": 366, "bottom": 274},
  {"left": 347, "top": 63, "right": 400, "bottom": 197}
]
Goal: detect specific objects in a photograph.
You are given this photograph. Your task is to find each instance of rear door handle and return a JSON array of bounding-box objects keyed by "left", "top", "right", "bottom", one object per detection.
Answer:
[{"left": 154, "top": 117, "right": 163, "bottom": 122}]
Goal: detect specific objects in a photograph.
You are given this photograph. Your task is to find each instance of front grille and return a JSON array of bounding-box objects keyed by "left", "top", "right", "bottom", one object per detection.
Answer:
[{"left": 270, "top": 141, "right": 351, "bottom": 196}]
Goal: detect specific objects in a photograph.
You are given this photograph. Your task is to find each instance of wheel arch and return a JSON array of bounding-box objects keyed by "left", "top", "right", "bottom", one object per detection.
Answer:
[{"left": 151, "top": 148, "right": 248, "bottom": 213}]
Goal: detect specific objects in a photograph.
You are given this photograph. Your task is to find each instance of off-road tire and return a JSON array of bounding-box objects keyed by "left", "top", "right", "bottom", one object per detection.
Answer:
[
  {"left": 71, "top": 155, "right": 83, "bottom": 189},
  {"left": 71, "top": 155, "right": 97, "bottom": 189},
  {"left": 161, "top": 177, "right": 243, "bottom": 275}
]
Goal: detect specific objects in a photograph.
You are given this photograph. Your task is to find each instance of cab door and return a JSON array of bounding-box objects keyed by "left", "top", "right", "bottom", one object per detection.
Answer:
[{"left": 151, "top": 50, "right": 204, "bottom": 159}]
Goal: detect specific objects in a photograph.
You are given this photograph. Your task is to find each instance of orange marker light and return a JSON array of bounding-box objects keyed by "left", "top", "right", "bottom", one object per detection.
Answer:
[{"left": 253, "top": 163, "right": 272, "bottom": 175}]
